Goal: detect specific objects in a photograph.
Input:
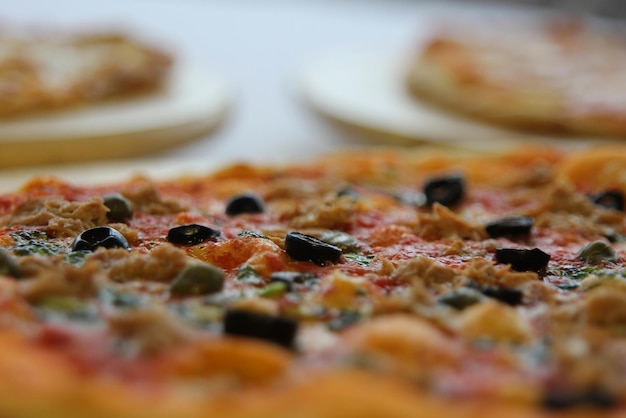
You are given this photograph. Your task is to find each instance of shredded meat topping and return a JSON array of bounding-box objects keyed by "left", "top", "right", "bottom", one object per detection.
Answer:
[
  {"left": 17, "top": 257, "right": 103, "bottom": 302},
  {"left": 289, "top": 196, "right": 357, "bottom": 229},
  {"left": 345, "top": 315, "right": 460, "bottom": 382},
  {"left": 463, "top": 258, "right": 537, "bottom": 288},
  {"left": 532, "top": 182, "right": 624, "bottom": 238},
  {"left": 264, "top": 178, "right": 337, "bottom": 200},
  {"left": 121, "top": 179, "right": 187, "bottom": 215},
  {"left": 392, "top": 256, "right": 460, "bottom": 289},
  {"left": 89, "top": 244, "right": 189, "bottom": 282},
  {"left": 416, "top": 203, "right": 486, "bottom": 241},
  {"left": 107, "top": 307, "right": 193, "bottom": 354},
  {"left": 8, "top": 197, "right": 108, "bottom": 237},
  {"left": 584, "top": 285, "right": 626, "bottom": 326},
  {"left": 455, "top": 300, "right": 535, "bottom": 345}
]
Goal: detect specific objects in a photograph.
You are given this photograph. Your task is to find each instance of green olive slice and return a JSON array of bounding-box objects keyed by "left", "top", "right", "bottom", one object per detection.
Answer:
[
  {"left": 577, "top": 241, "right": 618, "bottom": 264},
  {"left": 103, "top": 194, "right": 134, "bottom": 223},
  {"left": 170, "top": 263, "right": 225, "bottom": 297}
]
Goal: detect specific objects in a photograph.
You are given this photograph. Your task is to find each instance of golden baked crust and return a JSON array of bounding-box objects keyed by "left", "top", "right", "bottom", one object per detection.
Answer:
[
  {"left": 0, "top": 28, "right": 172, "bottom": 118},
  {"left": 1, "top": 146, "right": 626, "bottom": 417},
  {"left": 407, "top": 17, "right": 626, "bottom": 137}
]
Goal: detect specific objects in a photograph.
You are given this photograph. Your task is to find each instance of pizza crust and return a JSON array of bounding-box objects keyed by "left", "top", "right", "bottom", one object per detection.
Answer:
[{"left": 0, "top": 328, "right": 618, "bottom": 418}]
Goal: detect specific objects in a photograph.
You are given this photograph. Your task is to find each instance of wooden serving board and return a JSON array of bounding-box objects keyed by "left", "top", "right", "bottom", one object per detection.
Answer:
[{"left": 0, "top": 62, "right": 230, "bottom": 169}]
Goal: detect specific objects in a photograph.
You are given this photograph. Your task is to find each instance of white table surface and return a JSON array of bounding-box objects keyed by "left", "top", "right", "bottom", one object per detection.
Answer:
[{"left": 0, "top": 0, "right": 533, "bottom": 192}]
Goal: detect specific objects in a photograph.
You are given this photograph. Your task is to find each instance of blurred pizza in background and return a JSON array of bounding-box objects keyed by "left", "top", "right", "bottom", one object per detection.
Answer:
[
  {"left": 0, "top": 26, "right": 172, "bottom": 118},
  {"left": 406, "top": 16, "right": 626, "bottom": 138},
  {"left": 0, "top": 24, "right": 231, "bottom": 169}
]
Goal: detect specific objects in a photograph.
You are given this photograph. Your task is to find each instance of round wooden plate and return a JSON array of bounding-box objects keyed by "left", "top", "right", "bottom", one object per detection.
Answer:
[
  {"left": 0, "top": 62, "right": 230, "bottom": 168},
  {"left": 297, "top": 48, "right": 616, "bottom": 152}
]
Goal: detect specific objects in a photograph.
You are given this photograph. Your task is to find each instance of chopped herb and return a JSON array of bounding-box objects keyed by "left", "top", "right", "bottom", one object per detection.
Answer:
[
  {"left": 545, "top": 266, "right": 592, "bottom": 291},
  {"left": 336, "top": 186, "right": 360, "bottom": 200},
  {"left": 237, "top": 230, "right": 268, "bottom": 239},
  {"left": 259, "top": 281, "right": 288, "bottom": 298},
  {"left": 391, "top": 190, "right": 427, "bottom": 207},
  {"left": 344, "top": 253, "right": 375, "bottom": 267},
  {"left": 10, "top": 230, "right": 66, "bottom": 257},
  {"left": 327, "top": 309, "right": 362, "bottom": 331},
  {"left": 548, "top": 265, "right": 598, "bottom": 281},
  {"left": 170, "top": 301, "right": 221, "bottom": 329},
  {"left": 99, "top": 287, "right": 143, "bottom": 309},
  {"left": 270, "top": 271, "right": 318, "bottom": 290},
  {"left": 236, "top": 265, "right": 265, "bottom": 285},
  {"left": 597, "top": 269, "right": 626, "bottom": 278},
  {"left": 35, "top": 296, "right": 97, "bottom": 322},
  {"left": 64, "top": 251, "right": 88, "bottom": 266},
  {"left": 203, "top": 289, "right": 249, "bottom": 307},
  {"left": 319, "top": 231, "right": 360, "bottom": 252},
  {"left": 555, "top": 282, "right": 580, "bottom": 291},
  {"left": 9, "top": 230, "right": 86, "bottom": 265}
]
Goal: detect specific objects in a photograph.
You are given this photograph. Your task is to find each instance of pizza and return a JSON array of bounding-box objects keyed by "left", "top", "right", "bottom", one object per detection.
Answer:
[
  {"left": 0, "top": 144, "right": 626, "bottom": 417},
  {"left": 406, "top": 16, "right": 626, "bottom": 138},
  {"left": 0, "top": 26, "right": 172, "bottom": 118}
]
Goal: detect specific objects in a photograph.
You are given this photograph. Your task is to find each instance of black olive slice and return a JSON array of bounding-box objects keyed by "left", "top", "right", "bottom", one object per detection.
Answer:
[
  {"left": 284, "top": 232, "right": 342, "bottom": 265},
  {"left": 495, "top": 247, "right": 550, "bottom": 272},
  {"left": 423, "top": 175, "right": 465, "bottom": 207},
  {"left": 481, "top": 286, "right": 523, "bottom": 306},
  {"left": 589, "top": 190, "right": 624, "bottom": 211},
  {"left": 223, "top": 309, "right": 298, "bottom": 349},
  {"left": 167, "top": 224, "right": 221, "bottom": 246},
  {"left": 103, "top": 194, "right": 134, "bottom": 223},
  {"left": 485, "top": 216, "right": 533, "bottom": 238},
  {"left": 72, "top": 227, "right": 129, "bottom": 252},
  {"left": 542, "top": 388, "right": 617, "bottom": 410},
  {"left": 225, "top": 193, "right": 265, "bottom": 216}
]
